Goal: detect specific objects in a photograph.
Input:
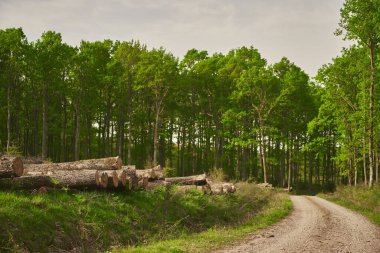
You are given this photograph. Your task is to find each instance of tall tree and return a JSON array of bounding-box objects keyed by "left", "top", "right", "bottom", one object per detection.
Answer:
[{"left": 337, "top": 0, "right": 380, "bottom": 187}]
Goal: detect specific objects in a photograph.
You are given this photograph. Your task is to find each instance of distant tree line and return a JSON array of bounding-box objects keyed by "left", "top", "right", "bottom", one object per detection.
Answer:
[{"left": 0, "top": 0, "right": 379, "bottom": 189}]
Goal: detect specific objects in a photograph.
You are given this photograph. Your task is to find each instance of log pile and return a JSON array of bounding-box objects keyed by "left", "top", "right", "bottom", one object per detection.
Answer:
[{"left": 0, "top": 155, "right": 236, "bottom": 194}]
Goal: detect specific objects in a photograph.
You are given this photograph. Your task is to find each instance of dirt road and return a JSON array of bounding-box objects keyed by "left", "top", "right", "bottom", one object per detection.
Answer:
[{"left": 214, "top": 196, "right": 380, "bottom": 253}]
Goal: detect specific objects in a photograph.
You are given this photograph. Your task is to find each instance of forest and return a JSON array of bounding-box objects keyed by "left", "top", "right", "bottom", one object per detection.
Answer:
[{"left": 0, "top": 0, "right": 379, "bottom": 191}]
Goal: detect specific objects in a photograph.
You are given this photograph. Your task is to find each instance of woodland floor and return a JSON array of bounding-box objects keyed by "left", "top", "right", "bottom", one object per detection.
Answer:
[{"left": 214, "top": 195, "right": 380, "bottom": 253}]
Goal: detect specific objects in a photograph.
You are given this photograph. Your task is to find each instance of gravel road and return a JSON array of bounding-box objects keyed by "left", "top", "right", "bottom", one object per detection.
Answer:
[{"left": 214, "top": 195, "right": 380, "bottom": 253}]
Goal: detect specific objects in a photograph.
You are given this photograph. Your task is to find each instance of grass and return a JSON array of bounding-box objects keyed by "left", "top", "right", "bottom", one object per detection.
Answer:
[
  {"left": 319, "top": 184, "right": 380, "bottom": 226},
  {"left": 116, "top": 187, "right": 291, "bottom": 253},
  {"left": 0, "top": 183, "right": 291, "bottom": 253}
]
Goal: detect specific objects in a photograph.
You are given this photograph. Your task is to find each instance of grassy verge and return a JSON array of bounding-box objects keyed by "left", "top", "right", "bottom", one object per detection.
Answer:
[
  {"left": 319, "top": 185, "right": 380, "bottom": 226},
  {"left": 116, "top": 189, "right": 291, "bottom": 253},
  {"left": 0, "top": 184, "right": 291, "bottom": 253}
]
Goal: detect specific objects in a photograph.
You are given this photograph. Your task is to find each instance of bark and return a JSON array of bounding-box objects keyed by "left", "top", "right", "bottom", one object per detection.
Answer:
[
  {"left": 146, "top": 179, "right": 169, "bottom": 190},
  {"left": 0, "top": 156, "right": 24, "bottom": 178},
  {"left": 153, "top": 108, "right": 160, "bottom": 166},
  {"left": 308, "top": 152, "right": 313, "bottom": 192},
  {"left": 165, "top": 173, "right": 207, "bottom": 186},
  {"left": 120, "top": 166, "right": 138, "bottom": 189},
  {"left": 0, "top": 175, "right": 54, "bottom": 190},
  {"left": 21, "top": 157, "right": 43, "bottom": 164},
  {"left": 49, "top": 169, "right": 98, "bottom": 189},
  {"left": 375, "top": 151, "right": 379, "bottom": 184},
  {"left": 259, "top": 119, "right": 268, "bottom": 183},
  {"left": 138, "top": 177, "right": 149, "bottom": 189},
  {"left": 368, "top": 43, "right": 375, "bottom": 188},
  {"left": 42, "top": 83, "right": 48, "bottom": 160},
  {"left": 74, "top": 102, "right": 80, "bottom": 161},
  {"left": 287, "top": 139, "right": 292, "bottom": 192},
  {"left": 6, "top": 83, "right": 11, "bottom": 153},
  {"left": 24, "top": 157, "right": 122, "bottom": 174},
  {"left": 363, "top": 136, "right": 367, "bottom": 185}
]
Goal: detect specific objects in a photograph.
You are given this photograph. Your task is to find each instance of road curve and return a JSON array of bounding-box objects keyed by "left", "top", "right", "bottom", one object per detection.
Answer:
[{"left": 214, "top": 195, "right": 380, "bottom": 253}]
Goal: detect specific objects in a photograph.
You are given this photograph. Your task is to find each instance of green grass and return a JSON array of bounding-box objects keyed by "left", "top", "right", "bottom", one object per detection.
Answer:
[
  {"left": 0, "top": 183, "right": 291, "bottom": 253},
  {"left": 116, "top": 189, "right": 291, "bottom": 253},
  {"left": 319, "top": 184, "right": 380, "bottom": 226}
]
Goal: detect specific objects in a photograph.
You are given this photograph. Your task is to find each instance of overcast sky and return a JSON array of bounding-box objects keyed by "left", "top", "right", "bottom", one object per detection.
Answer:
[{"left": 0, "top": 0, "right": 349, "bottom": 76}]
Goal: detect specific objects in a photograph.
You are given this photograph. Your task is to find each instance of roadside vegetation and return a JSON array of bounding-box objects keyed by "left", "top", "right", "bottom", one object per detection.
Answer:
[
  {"left": 319, "top": 185, "right": 380, "bottom": 226},
  {"left": 0, "top": 184, "right": 291, "bottom": 253}
]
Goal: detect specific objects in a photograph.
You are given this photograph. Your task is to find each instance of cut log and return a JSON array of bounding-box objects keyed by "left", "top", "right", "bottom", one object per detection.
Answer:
[
  {"left": 146, "top": 180, "right": 170, "bottom": 190},
  {"left": 176, "top": 185, "right": 202, "bottom": 192},
  {"left": 135, "top": 169, "right": 155, "bottom": 179},
  {"left": 22, "top": 156, "right": 43, "bottom": 164},
  {"left": 121, "top": 167, "right": 139, "bottom": 189},
  {"left": 203, "top": 181, "right": 236, "bottom": 194},
  {"left": 102, "top": 170, "right": 119, "bottom": 188},
  {"left": 152, "top": 165, "right": 165, "bottom": 179},
  {"left": 165, "top": 173, "right": 207, "bottom": 186},
  {"left": 138, "top": 177, "right": 149, "bottom": 189},
  {"left": 0, "top": 175, "right": 54, "bottom": 190},
  {"left": 47, "top": 169, "right": 98, "bottom": 189},
  {"left": 23, "top": 156, "right": 122, "bottom": 175},
  {"left": 96, "top": 171, "right": 110, "bottom": 188},
  {"left": 116, "top": 170, "right": 127, "bottom": 187},
  {"left": 0, "top": 156, "right": 24, "bottom": 178}
]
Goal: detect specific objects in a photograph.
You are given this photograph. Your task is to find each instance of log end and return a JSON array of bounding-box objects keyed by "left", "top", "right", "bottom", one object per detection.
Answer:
[
  {"left": 112, "top": 171, "right": 119, "bottom": 188},
  {"left": 100, "top": 172, "right": 108, "bottom": 188},
  {"left": 12, "top": 157, "right": 24, "bottom": 177},
  {"left": 113, "top": 156, "right": 123, "bottom": 170},
  {"left": 119, "top": 170, "right": 127, "bottom": 187}
]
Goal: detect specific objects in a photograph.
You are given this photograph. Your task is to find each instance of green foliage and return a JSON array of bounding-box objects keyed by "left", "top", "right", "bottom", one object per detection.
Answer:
[{"left": 164, "top": 167, "right": 176, "bottom": 177}]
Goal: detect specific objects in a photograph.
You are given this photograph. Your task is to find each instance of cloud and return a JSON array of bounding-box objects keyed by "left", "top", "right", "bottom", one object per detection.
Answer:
[{"left": 0, "top": 0, "right": 349, "bottom": 76}]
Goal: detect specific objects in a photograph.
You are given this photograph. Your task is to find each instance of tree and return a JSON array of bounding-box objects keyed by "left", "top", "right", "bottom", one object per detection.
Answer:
[
  {"left": 0, "top": 28, "right": 28, "bottom": 153},
  {"left": 136, "top": 48, "right": 177, "bottom": 166},
  {"left": 338, "top": 0, "right": 380, "bottom": 187}
]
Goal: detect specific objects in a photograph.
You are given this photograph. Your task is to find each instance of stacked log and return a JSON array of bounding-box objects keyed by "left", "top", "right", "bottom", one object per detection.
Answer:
[
  {"left": 0, "top": 175, "right": 54, "bottom": 189},
  {"left": 0, "top": 156, "right": 236, "bottom": 195},
  {"left": 24, "top": 156, "right": 122, "bottom": 175},
  {"left": 0, "top": 156, "right": 24, "bottom": 178},
  {"left": 164, "top": 173, "right": 207, "bottom": 186}
]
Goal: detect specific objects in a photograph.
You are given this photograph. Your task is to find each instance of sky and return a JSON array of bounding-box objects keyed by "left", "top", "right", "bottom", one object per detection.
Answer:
[{"left": 0, "top": 0, "right": 349, "bottom": 77}]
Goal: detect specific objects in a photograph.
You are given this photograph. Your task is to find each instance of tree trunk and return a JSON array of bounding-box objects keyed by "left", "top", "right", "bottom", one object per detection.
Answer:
[
  {"left": 7, "top": 83, "right": 11, "bottom": 153},
  {"left": 368, "top": 43, "right": 375, "bottom": 188},
  {"left": 0, "top": 156, "right": 24, "bottom": 178},
  {"left": 260, "top": 119, "right": 268, "bottom": 183},
  {"left": 74, "top": 102, "right": 80, "bottom": 161},
  {"left": 308, "top": 152, "right": 313, "bottom": 192},
  {"left": 287, "top": 138, "right": 292, "bottom": 191},
  {"left": 153, "top": 108, "right": 160, "bottom": 166},
  {"left": 363, "top": 135, "right": 367, "bottom": 185},
  {"left": 42, "top": 84, "right": 48, "bottom": 160}
]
